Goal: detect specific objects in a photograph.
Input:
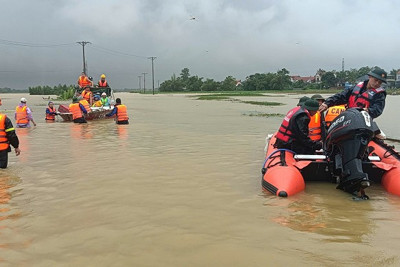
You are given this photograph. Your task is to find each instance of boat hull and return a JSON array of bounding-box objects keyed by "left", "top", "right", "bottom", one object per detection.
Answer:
[
  {"left": 262, "top": 134, "right": 400, "bottom": 197},
  {"left": 58, "top": 105, "right": 115, "bottom": 122}
]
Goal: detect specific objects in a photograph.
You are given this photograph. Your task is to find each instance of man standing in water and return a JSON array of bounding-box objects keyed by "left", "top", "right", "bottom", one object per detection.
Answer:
[
  {"left": 0, "top": 97, "right": 21, "bottom": 168},
  {"left": 319, "top": 67, "right": 387, "bottom": 119},
  {"left": 15, "top": 98, "right": 36, "bottom": 128},
  {"left": 106, "top": 98, "right": 129, "bottom": 124}
]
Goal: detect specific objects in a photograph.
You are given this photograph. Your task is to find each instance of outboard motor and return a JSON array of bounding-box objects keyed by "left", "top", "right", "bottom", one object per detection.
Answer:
[{"left": 325, "top": 108, "right": 375, "bottom": 194}]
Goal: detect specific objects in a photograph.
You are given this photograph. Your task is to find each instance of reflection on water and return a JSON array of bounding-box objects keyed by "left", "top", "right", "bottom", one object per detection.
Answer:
[
  {"left": 264, "top": 184, "right": 375, "bottom": 243},
  {"left": 0, "top": 93, "right": 400, "bottom": 266}
]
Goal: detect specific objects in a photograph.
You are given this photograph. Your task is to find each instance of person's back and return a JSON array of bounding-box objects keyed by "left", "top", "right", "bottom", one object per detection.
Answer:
[
  {"left": 15, "top": 98, "right": 36, "bottom": 127},
  {"left": 324, "top": 105, "right": 346, "bottom": 128},
  {"left": 69, "top": 97, "right": 87, "bottom": 123},
  {"left": 275, "top": 99, "right": 321, "bottom": 154}
]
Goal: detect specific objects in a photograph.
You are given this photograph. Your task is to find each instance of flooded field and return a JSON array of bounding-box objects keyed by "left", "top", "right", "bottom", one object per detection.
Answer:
[{"left": 1, "top": 92, "right": 400, "bottom": 266}]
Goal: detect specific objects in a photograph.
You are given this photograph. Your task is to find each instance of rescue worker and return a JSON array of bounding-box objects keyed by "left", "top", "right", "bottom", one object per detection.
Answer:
[
  {"left": 297, "top": 96, "right": 310, "bottom": 106},
  {"left": 0, "top": 97, "right": 21, "bottom": 168},
  {"left": 308, "top": 94, "right": 325, "bottom": 142},
  {"left": 324, "top": 105, "right": 346, "bottom": 128},
  {"left": 81, "top": 86, "right": 93, "bottom": 106},
  {"left": 77, "top": 72, "right": 93, "bottom": 88},
  {"left": 98, "top": 74, "right": 109, "bottom": 88},
  {"left": 319, "top": 67, "right": 387, "bottom": 119},
  {"left": 78, "top": 96, "right": 91, "bottom": 113},
  {"left": 15, "top": 98, "right": 36, "bottom": 128},
  {"left": 69, "top": 97, "right": 88, "bottom": 123},
  {"left": 274, "top": 99, "right": 322, "bottom": 154},
  {"left": 100, "top": 92, "right": 110, "bottom": 107},
  {"left": 92, "top": 95, "right": 102, "bottom": 107},
  {"left": 45, "top": 101, "right": 58, "bottom": 121},
  {"left": 106, "top": 98, "right": 129, "bottom": 124}
]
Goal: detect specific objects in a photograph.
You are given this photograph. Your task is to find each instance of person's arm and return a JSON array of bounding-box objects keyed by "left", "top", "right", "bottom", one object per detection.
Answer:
[
  {"left": 5, "top": 117, "right": 20, "bottom": 155},
  {"left": 79, "top": 103, "right": 88, "bottom": 114},
  {"left": 26, "top": 108, "right": 36, "bottom": 126},
  {"left": 106, "top": 107, "right": 117, "bottom": 117},
  {"left": 367, "top": 92, "right": 386, "bottom": 119},
  {"left": 320, "top": 86, "right": 354, "bottom": 112}
]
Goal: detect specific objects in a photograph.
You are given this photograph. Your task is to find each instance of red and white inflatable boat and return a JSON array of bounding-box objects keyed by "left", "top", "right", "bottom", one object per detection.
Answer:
[{"left": 262, "top": 108, "right": 400, "bottom": 198}]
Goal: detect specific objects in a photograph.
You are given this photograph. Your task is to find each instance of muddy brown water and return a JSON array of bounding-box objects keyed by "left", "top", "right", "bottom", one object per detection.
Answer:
[{"left": 0, "top": 93, "right": 400, "bottom": 266}]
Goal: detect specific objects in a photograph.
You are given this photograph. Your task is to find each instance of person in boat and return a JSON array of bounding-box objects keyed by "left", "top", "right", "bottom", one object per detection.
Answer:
[
  {"left": 100, "top": 92, "right": 110, "bottom": 107},
  {"left": 297, "top": 96, "right": 309, "bottom": 106},
  {"left": 324, "top": 104, "right": 346, "bottom": 128},
  {"left": 69, "top": 97, "right": 88, "bottom": 123},
  {"left": 319, "top": 67, "right": 387, "bottom": 119},
  {"left": 81, "top": 86, "right": 93, "bottom": 106},
  {"left": 15, "top": 98, "right": 37, "bottom": 128},
  {"left": 308, "top": 94, "right": 325, "bottom": 142},
  {"left": 45, "top": 101, "right": 58, "bottom": 121},
  {"left": 98, "top": 74, "right": 109, "bottom": 88},
  {"left": 106, "top": 98, "right": 129, "bottom": 124},
  {"left": 92, "top": 95, "right": 102, "bottom": 107},
  {"left": 77, "top": 72, "right": 93, "bottom": 89},
  {"left": 274, "top": 99, "right": 322, "bottom": 154},
  {"left": 0, "top": 97, "right": 21, "bottom": 168}
]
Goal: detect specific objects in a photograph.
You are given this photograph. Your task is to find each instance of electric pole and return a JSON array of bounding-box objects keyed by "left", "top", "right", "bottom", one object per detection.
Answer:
[
  {"left": 138, "top": 75, "right": 142, "bottom": 91},
  {"left": 142, "top": 72, "right": 147, "bottom": 94},
  {"left": 77, "top": 41, "right": 91, "bottom": 74},
  {"left": 148, "top": 57, "right": 156, "bottom": 95}
]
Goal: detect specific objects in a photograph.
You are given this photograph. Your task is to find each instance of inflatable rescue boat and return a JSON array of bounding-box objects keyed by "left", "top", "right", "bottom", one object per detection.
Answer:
[{"left": 262, "top": 108, "right": 400, "bottom": 198}]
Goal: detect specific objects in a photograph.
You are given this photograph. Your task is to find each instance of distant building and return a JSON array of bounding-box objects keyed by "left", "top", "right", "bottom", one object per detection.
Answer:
[{"left": 290, "top": 75, "right": 315, "bottom": 83}]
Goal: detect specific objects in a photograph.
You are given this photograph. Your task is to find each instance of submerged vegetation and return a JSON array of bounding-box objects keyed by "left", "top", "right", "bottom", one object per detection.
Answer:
[{"left": 243, "top": 112, "right": 284, "bottom": 117}]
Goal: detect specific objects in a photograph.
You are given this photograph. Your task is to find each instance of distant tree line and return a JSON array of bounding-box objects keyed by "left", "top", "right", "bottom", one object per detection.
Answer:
[
  {"left": 160, "top": 66, "right": 399, "bottom": 92},
  {"left": 29, "top": 84, "right": 74, "bottom": 96},
  {"left": 0, "top": 87, "right": 28, "bottom": 93}
]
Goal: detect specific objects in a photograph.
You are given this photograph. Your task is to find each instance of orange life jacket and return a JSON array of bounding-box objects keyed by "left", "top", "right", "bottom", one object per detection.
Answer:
[
  {"left": 116, "top": 105, "right": 129, "bottom": 121},
  {"left": 276, "top": 106, "right": 310, "bottom": 143},
  {"left": 81, "top": 90, "right": 92, "bottom": 102},
  {"left": 308, "top": 111, "right": 322, "bottom": 141},
  {"left": 15, "top": 106, "right": 29, "bottom": 125},
  {"left": 79, "top": 99, "right": 91, "bottom": 113},
  {"left": 348, "top": 82, "right": 385, "bottom": 109},
  {"left": 46, "top": 106, "right": 57, "bottom": 120},
  {"left": 78, "top": 75, "right": 91, "bottom": 87},
  {"left": 0, "top": 114, "right": 10, "bottom": 151},
  {"left": 98, "top": 80, "right": 108, "bottom": 87},
  {"left": 69, "top": 103, "right": 84, "bottom": 120},
  {"left": 325, "top": 105, "right": 346, "bottom": 127}
]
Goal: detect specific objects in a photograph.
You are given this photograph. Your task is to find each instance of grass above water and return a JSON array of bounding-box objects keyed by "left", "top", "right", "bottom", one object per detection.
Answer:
[{"left": 193, "top": 92, "right": 283, "bottom": 106}]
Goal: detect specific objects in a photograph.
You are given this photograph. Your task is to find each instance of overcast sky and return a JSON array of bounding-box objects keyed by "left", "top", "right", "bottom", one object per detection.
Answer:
[{"left": 0, "top": 0, "right": 399, "bottom": 89}]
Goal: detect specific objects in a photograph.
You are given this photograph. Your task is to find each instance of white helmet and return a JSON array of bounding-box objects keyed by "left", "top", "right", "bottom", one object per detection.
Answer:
[{"left": 20, "top": 97, "right": 27, "bottom": 103}]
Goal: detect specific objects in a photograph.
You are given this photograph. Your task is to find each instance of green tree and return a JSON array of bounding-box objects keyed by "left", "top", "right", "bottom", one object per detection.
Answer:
[
  {"left": 321, "top": 71, "right": 338, "bottom": 88},
  {"left": 180, "top": 68, "right": 190, "bottom": 83},
  {"left": 220, "top": 76, "right": 236, "bottom": 91},
  {"left": 200, "top": 79, "right": 219, "bottom": 91}
]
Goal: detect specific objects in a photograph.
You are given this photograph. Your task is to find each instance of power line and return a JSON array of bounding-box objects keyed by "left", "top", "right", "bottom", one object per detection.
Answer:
[
  {"left": 91, "top": 44, "right": 148, "bottom": 59},
  {"left": 0, "top": 38, "right": 75, "bottom": 48}
]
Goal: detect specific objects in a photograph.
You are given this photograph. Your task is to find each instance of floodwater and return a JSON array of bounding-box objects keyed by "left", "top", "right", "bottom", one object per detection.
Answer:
[{"left": 1, "top": 92, "right": 400, "bottom": 266}]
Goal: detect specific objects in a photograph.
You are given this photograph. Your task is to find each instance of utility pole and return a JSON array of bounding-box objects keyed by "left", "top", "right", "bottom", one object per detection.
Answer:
[
  {"left": 148, "top": 57, "right": 157, "bottom": 95},
  {"left": 76, "top": 41, "right": 91, "bottom": 74},
  {"left": 142, "top": 72, "right": 147, "bottom": 94},
  {"left": 342, "top": 58, "right": 344, "bottom": 72},
  {"left": 138, "top": 75, "right": 142, "bottom": 91}
]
